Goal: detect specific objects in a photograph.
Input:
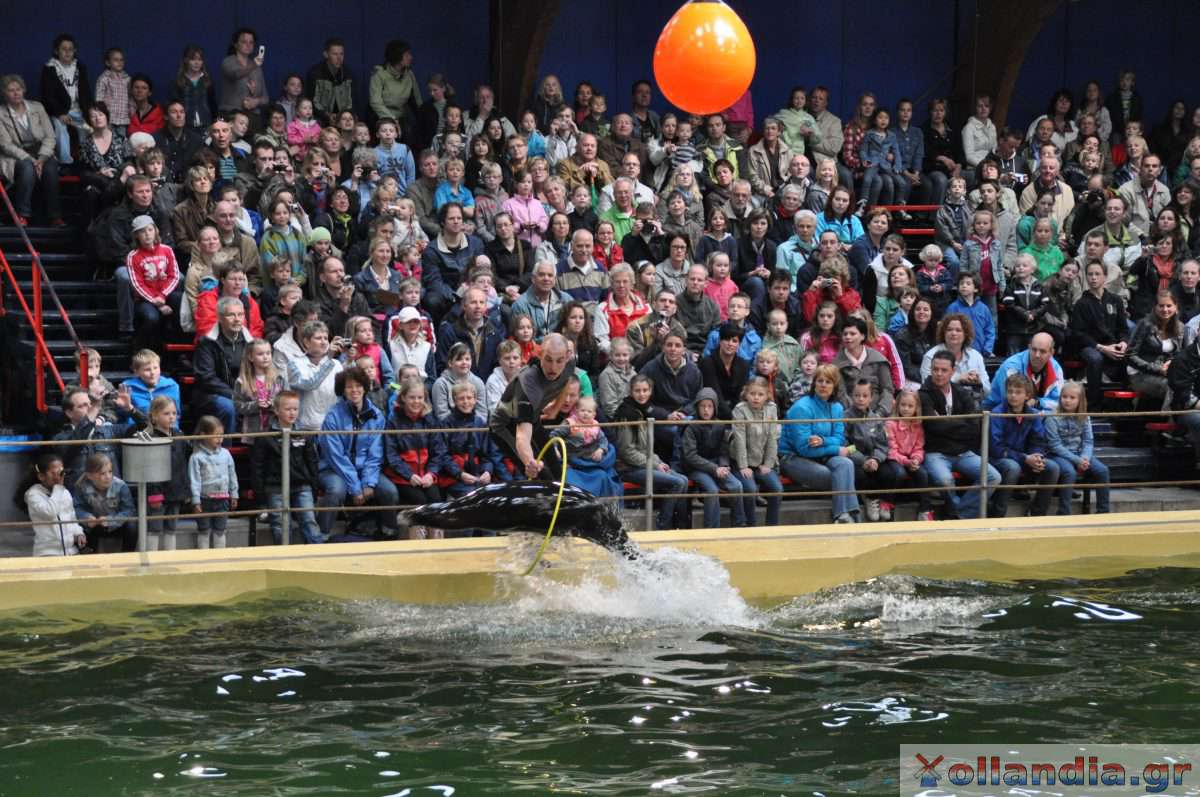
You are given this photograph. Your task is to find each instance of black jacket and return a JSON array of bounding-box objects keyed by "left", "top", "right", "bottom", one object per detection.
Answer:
[
  {"left": 919, "top": 378, "right": 982, "bottom": 456},
  {"left": 40, "top": 61, "right": 92, "bottom": 118},
  {"left": 698, "top": 353, "right": 751, "bottom": 419},
  {"left": 194, "top": 331, "right": 248, "bottom": 401},
  {"left": 1070, "top": 290, "right": 1127, "bottom": 350},
  {"left": 681, "top": 421, "right": 731, "bottom": 475},
  {"left": 90, "top": 199, "right": 174, "bottom": 267},
  {"left": 154, "top": 127, "right": 203, "bottom": 184},
  {"left": 1169, "top": 339, "right": 1200, "bottom": 410},
  {"left": 251, "top": 425, "right": 320, "bottom": 494},
  {"left": 736, "top": 236, "right": 778, "bottom": 283},
  {"left": 749, "top": 293, "right": 804, "bottom": 337}
]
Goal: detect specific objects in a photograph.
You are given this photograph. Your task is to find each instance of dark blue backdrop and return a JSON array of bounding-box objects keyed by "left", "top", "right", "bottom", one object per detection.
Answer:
[{"left": 0, "top": 1, "right": 1194, "bottom": 134}]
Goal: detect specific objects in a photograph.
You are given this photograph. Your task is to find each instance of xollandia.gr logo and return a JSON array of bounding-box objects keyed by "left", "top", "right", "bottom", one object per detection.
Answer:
[{"left": 899, "top": 745, "right": 1198, "bottom": 796}]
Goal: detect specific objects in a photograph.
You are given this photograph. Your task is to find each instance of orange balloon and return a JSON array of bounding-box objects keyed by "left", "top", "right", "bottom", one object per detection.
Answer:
[{"left": 653, "top": 0, "right": 756, "bottom": 115}]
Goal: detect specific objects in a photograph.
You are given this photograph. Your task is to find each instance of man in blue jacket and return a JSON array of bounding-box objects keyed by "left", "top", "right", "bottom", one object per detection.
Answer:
[
  {"left": 317, "top": 367, "right": 399, "bottom": 538},
  {"left": 984, "top": 332, "right": 1063, "bottom": 413}
]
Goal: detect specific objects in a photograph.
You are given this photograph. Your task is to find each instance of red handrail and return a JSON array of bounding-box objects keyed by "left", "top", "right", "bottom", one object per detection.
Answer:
[{"left": 0, "top": 245, "right": 65, "bottom": 411}]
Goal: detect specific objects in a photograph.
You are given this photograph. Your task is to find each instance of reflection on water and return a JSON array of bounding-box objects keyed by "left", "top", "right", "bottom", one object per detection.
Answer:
[{"left": 2, "top": 547, "right": 1200, "bottom": 795}]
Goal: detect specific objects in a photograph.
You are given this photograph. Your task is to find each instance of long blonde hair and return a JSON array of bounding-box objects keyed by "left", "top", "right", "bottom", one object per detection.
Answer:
[{"left": 235, "top": 339, "right": 278, "bottom": 399}]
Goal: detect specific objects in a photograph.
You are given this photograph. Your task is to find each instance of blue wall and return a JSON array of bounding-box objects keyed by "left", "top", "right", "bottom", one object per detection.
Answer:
[
  {"left": 1, "top": 1, "right": 1195, "bottom": 135},
  {"left": 0, "top": 1, "right": 489, "bottom": 116}
]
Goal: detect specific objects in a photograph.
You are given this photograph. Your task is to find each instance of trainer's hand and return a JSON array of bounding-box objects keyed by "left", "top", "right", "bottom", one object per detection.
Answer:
[{"left": 524, "top": 458, "right": 544, "bottom": 479}]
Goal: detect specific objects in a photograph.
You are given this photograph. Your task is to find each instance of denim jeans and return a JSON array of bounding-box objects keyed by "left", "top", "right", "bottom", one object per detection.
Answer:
[
  {"left": 265, "top": 487, "right": 324, "bottom": 544},
  {"left": 780, "top": 454, "right": 859, "bottom": 519},
  {"left": 941, "top": 245, "right": 961, "bottom": 276},
  {"left": 735, "top": 468, "right": 782, "bottom": 526},
  {"left": 52, "top": 111, "right": 83, "bottom": 164},
  {"left": 134, "top": 289, "right": 183, "bottom": 354},
  {"left": 992, "top": 457, "right": 1061, "bottom": 517},
  {"left": 115, "top": 267, "right": 135, "bottom": 332},
  {"left": 925, "top": 170, "right": 949, "bottom": 206},
  {"left": 621, "top": 467, "right": 689, "bottom": 529},
  {"left": 923, "top": 451, "right": 999, "bottom": 519},
  {"left": 317, "top": 471, "right": 400, "bottom": 536},
  {"left": 1181, "top": 410, "right": 1200, "bottom": 461},
  {"left": 194, "top": 497, "right": 230, "bottom": 547},
  {"left": 10, "top": 155, "right": 61, "bottom": 219},
  {"left": 688, "top": 470, "right": 745, "bottom": 528},
  {"left": 1050, "top": 456, "right": 1111, "bottom": 514}
]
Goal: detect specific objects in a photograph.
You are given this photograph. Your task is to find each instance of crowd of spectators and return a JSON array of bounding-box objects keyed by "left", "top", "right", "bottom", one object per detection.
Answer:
[{"left": 6, "top": 29, "right": 1200, "bottom": 554}]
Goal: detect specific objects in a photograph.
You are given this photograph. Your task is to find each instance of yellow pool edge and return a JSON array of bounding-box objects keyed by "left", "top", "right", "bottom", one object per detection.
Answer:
[{"left": 1, "top": 510, "right": 1198, "bottom": 610}]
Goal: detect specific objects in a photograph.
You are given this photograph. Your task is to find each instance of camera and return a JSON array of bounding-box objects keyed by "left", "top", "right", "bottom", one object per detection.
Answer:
[
  {"left": 273, "top": 163, "right": 287, "bottom": 172},
  {"left": 821, "top": 277, "right": 835, "bottom": 288}
]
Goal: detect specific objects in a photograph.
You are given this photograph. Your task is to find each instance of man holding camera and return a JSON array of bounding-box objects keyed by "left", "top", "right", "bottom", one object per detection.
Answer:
[
  {"left": 619, "top": 202, "right": 667, "bottom": 265},
  {"left": 991, "top": 127, "right": 1031, "bottom": 191},
  {"left": 626, "top": 289, "right": 688, "bottom": 368},
  {"left": 314, "top": 255, "right": 370, "bottom": 334}
]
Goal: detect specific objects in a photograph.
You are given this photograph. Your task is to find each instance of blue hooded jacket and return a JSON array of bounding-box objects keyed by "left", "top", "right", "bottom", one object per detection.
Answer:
[{"left": 318, "top": 398, "right": 387, "bottom": 496}]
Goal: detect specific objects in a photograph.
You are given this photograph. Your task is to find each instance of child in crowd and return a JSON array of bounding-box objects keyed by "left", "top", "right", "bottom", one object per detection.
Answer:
[
  {"left": 1002, "top": 253, "right": 1048, "bottom": 355},
  {"left": 95, "top": 48, "right": 131, "bottom": 133},
  {"left": 81, "top": 347, "right": 120, "bottom": 423},
  {"left": 374, "top": 118, "right": 415, "bottom": 187},
  {"left": 945, "top": 273, "right": 995, "bottom": 357},
  {"left": 787, "top": 350, "right": 820, "bottom": 405},
  {"left": 671, "top": 119, "right": 699, "bottom": 173},
  {"left": 1017, "top": 191, "right": 1059, "bottom": 250},
  {"left": 594, "top": 336, "right": 633, "bottom": 420},
  {"left": 485, "top": 339, "right": 524, "bottom": 416},
  {"left": 1022, "top": 217, "right": 1065, "bottom": 280},
  {"left": 259, "top": 260, "right": 295, "bottom": 323},
  {"left": 551, "top": 394, "right": 609, "bottom": 461},
  {"left": 264, "top": 283, "right": 303, "bottom": 344},
  {"left": 121, "top": 349, "right": 182, "bottom": 428},
  {"left": 473, "top": 163, "right": 510, "bottom": 242},
  {"left": 251, "top": 390, "right": 324, "bottom": 544},
  {"left": 356, "top": 355, "right": 391, "bottom": 412},
  {"left": 388, "top": 306, "right": 436, "bottom": 385},
  {"left": 859, "top": 108, "right": 905, "bottom": 211},
  {"left": 72, "top": 453, "right": 136, "bottom": 552},
  {"left": 508, "top": 313, "right": 541, "bottom": 364},
  {"left": 580, "top": 93, "right": 610, "bottom": 138},
  {"left": 301, "top": 227, "right": 337, "bottom": 289},
  {"left": 343, "top": 315, "right": 394, "bottom": 386},
  {"left": 188, "top": 416, "right": 238, "bottom": 549},
  {"left": 431, "top": 343, "right": 487, "bottom": 422},
  {"left": 886, "top": 389, "right": 934, "bottom": 521},
  {"left": 391, "top": 198, "right": 429, "bottom": 250},
  {"left": 961, "top": 208, "right": 1006, "bottom": 317},
  {"left": 139, "top": 396, "right": 191, "bottom": 551},
  {"left": 384, "top": 379, "right": 446, "bottom": 539},
  {"left": 845, "top": 379, "right": 902, "bottom": 521},
  {"left": 434, "top": 158, "right": 476, "bottom": 218},
  {"left": 704, "top": 292, "right": 762, "bottom": 362},
  {"left": 754, "top": 349, "right": 791, "bottom": 410},
  {"left": 888, "top": 287, "right": 920, "bottom": 334},
  {"left": 704, "top": 252, "right": 739, "bottom": 321},
  {"left": 260, "top": 199, "right": 307, "bottom": 285},
  {"left": 1040, "top": 259, "right": 1080, "bottom": 353},
  {"left": 519, "top": 110, "right": 547, "bottom": 158},
  {"left": 615, "top": 374, "right": 689, "bottom": 530},
  {"left": 799, "top": 301, "right": 842, "bottom": 363},
  {"left": 393, "top": 242, "right": 424, "bottom": 284},
  {"left": 874, "top": 264, "right": 915, "bottom": 333},
  {"left": 286, "top": 98, "right": 321, "bottom": 159},
  {"left": 568, "top": 184, "right": 598, "bottom": 233},
  {"left": 697, "top": 209, "right": 737, "bottom": 269},
  {"left": 440, "top": 382, "right": 505, "bottom": 511},
  {"left": 1045, "top": 381, "right": 1111, "bottom": 515},
  {"left": 762, "top": 309, "right": 802, "bottom": 386},
  {"left": 233, "top": 339, "right": 284, "bottom": 438},
  {"left": 935, "top": 176, "right": 969, "bottom": 272},
  {"left": 990, "top": 375, "right": 1061, "bottom": 518},
  {"left": 730, "top": 377, "right": 782, "bottom": 527},
  {"left": 681, "top": 387, "right": 744, "bottom": 529},
  {"left": 21, "top": 453, "right": 87, "bottom": 557},
  {"left": 915, "top": 243, "right": 954, "bottom": 319},
  {"left": 127, "top": 215, "right": 182, "bottom": 354},
  {"left": 456, "top": 263, "right": 502, "bottom": 316}
]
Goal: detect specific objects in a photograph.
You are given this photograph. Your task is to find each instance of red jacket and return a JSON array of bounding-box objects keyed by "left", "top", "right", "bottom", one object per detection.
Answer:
[
  {"left": 193, "top": 290, "right": 264, "bottom": 341},
  {"left": 128, "top": 103, "right": 165, "bottom": 137},
  {"left": 126, "top": 245, "right": 179, "bottom": 302},
  {"left": 801, "top": 282, "right": 862, "bottom": 324}
]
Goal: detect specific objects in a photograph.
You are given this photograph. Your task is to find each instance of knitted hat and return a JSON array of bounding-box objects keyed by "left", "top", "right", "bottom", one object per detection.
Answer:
[{"left": 307, "top": 227, "right": 332, "bottom": 246}]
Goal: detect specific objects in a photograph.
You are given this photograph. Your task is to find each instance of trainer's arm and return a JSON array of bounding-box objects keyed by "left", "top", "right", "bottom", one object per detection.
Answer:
[{"left": 515, "top": 421, "right": 544, "bottom": 478}]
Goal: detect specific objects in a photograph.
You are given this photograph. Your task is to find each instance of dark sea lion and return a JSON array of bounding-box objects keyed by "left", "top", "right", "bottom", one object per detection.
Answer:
[{"left": 401, "top": 481, "right": 637, "bottom": 558}]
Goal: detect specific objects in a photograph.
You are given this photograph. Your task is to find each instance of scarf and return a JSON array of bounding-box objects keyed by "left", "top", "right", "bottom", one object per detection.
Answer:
[
  {"left": 1153, "top": 254, "right": 1174, "bottom": 292},
  {"left": 616, "top": 394, "right": 651, "bottom": 424}
]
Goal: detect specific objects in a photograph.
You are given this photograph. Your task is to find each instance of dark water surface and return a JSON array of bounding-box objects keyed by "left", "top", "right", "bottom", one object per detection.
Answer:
[{"left": 2, "top": 546, "right": 1199, "bottom": 796}]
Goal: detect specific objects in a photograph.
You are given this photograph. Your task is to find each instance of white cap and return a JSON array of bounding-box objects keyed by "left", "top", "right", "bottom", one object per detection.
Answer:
[{"left": 397, "top": 306, "right": 422, "bottom": 323}]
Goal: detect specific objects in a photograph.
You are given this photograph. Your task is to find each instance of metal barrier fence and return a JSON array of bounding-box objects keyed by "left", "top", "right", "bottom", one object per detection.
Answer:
[{"left": 1, "top": 406, "right": 1197, "bottom": 553}]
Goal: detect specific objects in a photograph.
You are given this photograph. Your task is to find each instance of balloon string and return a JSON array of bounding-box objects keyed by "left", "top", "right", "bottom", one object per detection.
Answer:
[{"left": 522, "top": 436, "right": 569, "bottom": 576}]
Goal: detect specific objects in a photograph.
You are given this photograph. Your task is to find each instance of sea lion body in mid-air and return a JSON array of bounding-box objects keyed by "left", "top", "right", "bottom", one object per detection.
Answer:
[{"left": 401, "top": 481, "right": 636, "bottom": 557}]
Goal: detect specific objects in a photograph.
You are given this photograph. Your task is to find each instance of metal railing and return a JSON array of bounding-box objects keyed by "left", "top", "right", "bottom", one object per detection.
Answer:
[
  {"left": 0, "top": 404, "right": 1196, "bottom": 555},
  {"left": 0, "top": 181, "right": 89, "bottom": 412}
]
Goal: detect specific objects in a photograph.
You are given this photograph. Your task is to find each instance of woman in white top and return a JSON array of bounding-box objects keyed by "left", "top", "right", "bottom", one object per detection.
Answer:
[
  {"left": 286, "top": 320, "right": 344, "bottom": 430},
  {"left": 920, "top": 312, "right": 991, "bottom": 400},
  {"left": 21, "top": 453, "right": 86, "bottom": 556}
]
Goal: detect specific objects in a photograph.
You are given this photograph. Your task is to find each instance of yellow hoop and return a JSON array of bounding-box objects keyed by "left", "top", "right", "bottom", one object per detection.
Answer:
[{"left": 522, "top": 436, "right": 569, "bottom": 576}]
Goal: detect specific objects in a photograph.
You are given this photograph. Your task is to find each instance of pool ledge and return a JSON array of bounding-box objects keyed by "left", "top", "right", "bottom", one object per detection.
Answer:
[{"left": 1, "top": 510, "right": 1198, "bottom": 609}]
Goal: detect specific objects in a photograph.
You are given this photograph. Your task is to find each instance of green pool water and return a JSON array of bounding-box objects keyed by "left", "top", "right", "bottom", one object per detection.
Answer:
[{"left": 2, "top": 546, "right": 1199, "bottom": 795}]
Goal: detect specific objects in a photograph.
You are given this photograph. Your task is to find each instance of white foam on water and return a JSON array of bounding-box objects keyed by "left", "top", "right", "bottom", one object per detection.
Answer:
[{"left": 770, "top": 575, "right": 997, "bottom": 633}]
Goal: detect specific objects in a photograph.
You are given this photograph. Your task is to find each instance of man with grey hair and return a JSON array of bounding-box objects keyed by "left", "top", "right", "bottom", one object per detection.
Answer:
[
  {"left": 437, "top": 285, "right": 505, "bottom": 377},
  {"left": 556, "top": 228, "right": 610, "bottom": 309},
  {"left": 512, "top": 259, "right": 574, "bottom": 340},
  {"left": 721, "top": 178, "right": 756, "bottom": 239},
  {"left": 676, "top": 261, "right": 722, "bottom": 354},
  {"left": 194, "top": 295, "right": 252, "bottom": 437},
  {"left": 597, "top": 151, "right": 655, "bottom": 212},
  {"left": 489, "top": 332, "right": 576, "bottom": 478},
  {"left": 599, "top": 176, "right": 637, "bottom": 240},
  {"left": 557, "top": 132, "right": 613, "bottom": 193},
  {"left": 1018, "top": 156, "right": 1075, "bottom": 228}
]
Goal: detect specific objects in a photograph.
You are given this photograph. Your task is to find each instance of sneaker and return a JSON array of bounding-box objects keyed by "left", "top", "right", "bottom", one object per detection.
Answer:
[
  {"left": 879, "top": 501, "right": 894, "bottom": 521},
  {"left": 897, "top": 209, "right": 913, "bottom": 221},
  {"left": 834, "top": 512, "right": 857, "bottom": 524},
  {"left": 917, "top": 510, "right": 936, "bottom": 522},
  {"left": 854, "top": 199, "right": 867, "bottom": 217},
  {"left": 864, "top": 498, "right": 881, "bottom": 522}
]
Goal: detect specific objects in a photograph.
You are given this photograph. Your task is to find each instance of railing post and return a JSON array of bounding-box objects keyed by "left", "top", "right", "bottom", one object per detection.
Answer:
[
  {"left": 979, "top": 411, "right": 991, "bottom": 520},
  {"left": 280, "top": 427, "right": 291, "bottom": 545},
  {"left": 32, "top": 259, "right": 44, "bottom": 412},
  {"left": 644, "top": 417, "right": 655, "bottom": 531}
]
